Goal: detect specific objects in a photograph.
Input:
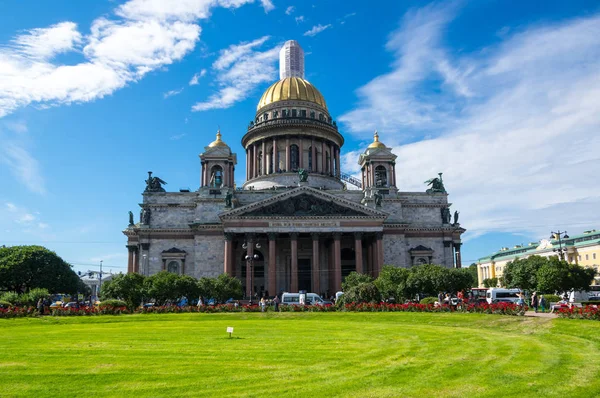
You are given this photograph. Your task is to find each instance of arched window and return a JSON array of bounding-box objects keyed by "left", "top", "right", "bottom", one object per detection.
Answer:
[
  {"left": 308, "top": 146, "right": 313, "bottom": 171},
  {"left": 290, "top": 144, "right": 299, "bottom": 171},
  {"left": 210, "top": 166, "right": 223, "bottom": 187},
  {"left": 375, "top": 166, "right": 388, "bottom": 187},
  {"left": 310, "top": 111, "right": 315, "bottom": 119},
  {"left": 167, "top": 260, "right": 179, "bottom": 274},
  {"left": 263, "top": 113, "right": 268, "bottom": 121},
  {"left": 416, "top": 258, "right": 428, "bottom": 265}
]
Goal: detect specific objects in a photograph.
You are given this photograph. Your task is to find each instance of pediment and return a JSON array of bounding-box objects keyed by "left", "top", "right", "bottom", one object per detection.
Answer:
[
  {"left": 202, "top": 146, "right": 232, "bottom": 157},
  {"left": 220, "top": 186, "right": 387, "bottom": 219}
]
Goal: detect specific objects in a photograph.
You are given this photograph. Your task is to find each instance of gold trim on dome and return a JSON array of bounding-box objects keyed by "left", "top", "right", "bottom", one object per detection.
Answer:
[
  {"left": 368, "top": 130, "right": 386, "bottom": 149},
  {"left": 257, "top": 77, "right": 327, "bottom": 111},
  {"left": 208, "top": 130, "right": 228, "bottom": 147}
]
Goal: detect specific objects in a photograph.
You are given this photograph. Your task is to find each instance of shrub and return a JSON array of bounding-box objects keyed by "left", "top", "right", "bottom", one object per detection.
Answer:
[
  {"left": 24, "top": 288, "right": 50, "bottom": 306},
  {"left": 0, "top": 291, "right": 20, "bottom": 305},
  {"left": 541, "top": 294, "right": 561, "bottom": 304},
  {"left": 0, "top": 300, "right": 13, "bottom": 309},
  {"left": 420, "top": 297, "right": 438, "bottom": 305},
  {"left": 99, "top": 299, "right": 127, "bottom": 309}
]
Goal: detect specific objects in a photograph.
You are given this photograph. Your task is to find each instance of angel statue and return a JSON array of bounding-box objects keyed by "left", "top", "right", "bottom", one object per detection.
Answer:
[
  {"left": 453, "top": 210, "right": 460, "bottom": 225},
  {"left": 128, "top": 211, "right": 134, "bottom": 226},
  {"left": 144, "top": 171, "right": 167, "bottom": 192},
  {"left": 298, "top": 169, "right": 309, "bottom": 182},
  {"left": 425, "top": 172, "right": 447, "bottom": 194}
]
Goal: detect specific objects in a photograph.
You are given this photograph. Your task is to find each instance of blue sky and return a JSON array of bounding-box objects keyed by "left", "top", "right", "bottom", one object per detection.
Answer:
[{"left": 1, "top": 0, "right": 599, "bottom": 274}]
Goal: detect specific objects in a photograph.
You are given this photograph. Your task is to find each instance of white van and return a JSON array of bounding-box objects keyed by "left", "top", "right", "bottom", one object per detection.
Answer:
[
  {"left": 281, "top": 292, "right": 326, "bottom": 306},
  {"left": 486, "top": 288, "right": 520, "bottom": 304}
]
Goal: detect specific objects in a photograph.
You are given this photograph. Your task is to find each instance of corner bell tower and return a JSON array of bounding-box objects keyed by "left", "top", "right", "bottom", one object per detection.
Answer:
[
  {"left": 358, "top": 131, "right": 397, "bottom": 190},
  {"left": 200, "top": 130, "right": 237, "bottom": 189}
]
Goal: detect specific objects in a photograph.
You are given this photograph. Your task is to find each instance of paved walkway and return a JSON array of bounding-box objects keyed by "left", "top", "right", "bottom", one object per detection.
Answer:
[{"left": 525, "top": 311, "right": 557, "bottom": 318}]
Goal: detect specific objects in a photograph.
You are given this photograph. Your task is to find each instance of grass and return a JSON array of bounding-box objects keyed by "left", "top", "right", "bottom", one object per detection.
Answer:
[{"left": 1, "top": 313, "right": 600, "bottom": 397}]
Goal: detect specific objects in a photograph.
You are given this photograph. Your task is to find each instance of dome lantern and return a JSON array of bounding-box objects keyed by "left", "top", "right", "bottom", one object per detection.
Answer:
[{"left": 368, "top": 130, "right": 386, "bottom": 149}]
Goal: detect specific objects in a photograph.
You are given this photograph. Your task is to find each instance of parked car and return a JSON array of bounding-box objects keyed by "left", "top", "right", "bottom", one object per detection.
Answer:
[
  {"left": 64, "top": 302, "right": 80, "bottom": 309},
  {"left": 49, "top": 301, "right": 63, "bottom": 309}
]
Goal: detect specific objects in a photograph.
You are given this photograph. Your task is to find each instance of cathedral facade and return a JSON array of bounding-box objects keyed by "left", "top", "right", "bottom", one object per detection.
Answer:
[{"left": 123, "top": 41, "right": 465, "bottom": 298}]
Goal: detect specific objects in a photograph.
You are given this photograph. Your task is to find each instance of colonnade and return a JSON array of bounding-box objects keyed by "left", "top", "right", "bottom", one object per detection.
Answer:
[
  {"left": 245, "top": 136, "right": 341, "bottom": 180},
  {"left": 223, "top": 231, "right": 384, "bottom": 297}
]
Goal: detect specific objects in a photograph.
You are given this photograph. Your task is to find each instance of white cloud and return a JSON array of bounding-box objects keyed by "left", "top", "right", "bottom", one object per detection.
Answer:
[
  {"left": 0, "top": 0, "right": 265, "bottom": 118},
  {"left": 170, "top": 133, "right": 187, "bottom": 140},
  {"left": 295, "top": 16, "right": 305, "bottom": 24},
  {"left": 339, "top": 5, "right": 600, "bottom": 239},
  {"left": 163, "top": 87, "right": 184, "bottom": 98},
  {"left": 11, "top": 22, "right": 82, "bottom": 60},
  {"left": 1, "top": 142, "right": 46, "bottom": 194},
  {"left": 192, "top": 36, "right": 279, "bottom": 111},
  {"left": 1, "top": 202, "right": 50, "bottom": 232},
  {"left": 303, "top": 24, "right": 331, "bottom": 37},
  {"left": 285, "top": 6, "right": 295, "bottom": 15},
  {"left": 189, "top": 68, "right": 207, "bottom": 85},
  {"left": 260, "top": 0, "right": 275, "bottom": 13}
]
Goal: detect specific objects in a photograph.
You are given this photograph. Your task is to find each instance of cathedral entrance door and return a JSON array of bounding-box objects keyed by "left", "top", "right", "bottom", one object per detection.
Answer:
[{"left": 298, "top": 259, "right": 312, "bottom": 292}]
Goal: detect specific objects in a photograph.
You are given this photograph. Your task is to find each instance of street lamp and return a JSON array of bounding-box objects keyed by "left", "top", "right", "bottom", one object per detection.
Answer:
[
  {"left": 550, "top": 230, "right": 570, "bottom": 261},
  {"left": 98, "top": 260, "right": 103, "bottom": 299},
  {"left": 242, "top": 241, "right": 261, "bottom": 305}
]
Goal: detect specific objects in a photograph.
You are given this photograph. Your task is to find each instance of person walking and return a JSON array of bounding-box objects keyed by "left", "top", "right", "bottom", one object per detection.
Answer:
[
  {"left": 260, "top": 296, "right": 266, "bottom": 312},
  {"left": 539, "top": 295, "right": 546, "bottom": 313},
  {"left": 37, "top": 298, "right": 44, "bottom": 315},
  {"left": 437, "top": 291, "right": 444, "bottom": 307},
  {"left": 531, "top": 292, "right": 539, "bottom": 313},
  {"left": 273, "top": 295, "right": 280, "bottom": 312}
]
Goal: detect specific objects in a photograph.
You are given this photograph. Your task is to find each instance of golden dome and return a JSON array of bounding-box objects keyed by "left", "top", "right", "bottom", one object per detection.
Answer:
[
  {"left": 368, "top": 131, "right": 386, "bottom": 149},
  {"left": 208, "top": 130, "right": 228, "bottom": 148},
  {"left": 257, "top": 77, "right": 327, "bottom": 112}
]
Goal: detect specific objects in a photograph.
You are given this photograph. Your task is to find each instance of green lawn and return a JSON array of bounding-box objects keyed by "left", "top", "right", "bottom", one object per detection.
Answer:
[{"left": 1, "top": 313, "right": 600, "bottom": 397}]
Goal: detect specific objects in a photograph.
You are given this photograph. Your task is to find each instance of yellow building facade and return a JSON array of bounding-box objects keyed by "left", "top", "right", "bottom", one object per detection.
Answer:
[{"left": 477, "top": 230, "right": 600, "bottom": 287}]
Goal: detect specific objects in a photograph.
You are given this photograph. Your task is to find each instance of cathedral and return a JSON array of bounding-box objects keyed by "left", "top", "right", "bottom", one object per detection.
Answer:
[{"left": 123, "top": 40, "right": 465, "bottom": 299}]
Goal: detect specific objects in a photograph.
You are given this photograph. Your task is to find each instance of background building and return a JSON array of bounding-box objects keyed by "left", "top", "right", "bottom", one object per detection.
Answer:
[
  {"left": 477, "top": 229, "right": 600, "bottom": 287},
  {"left": 124, "top": 41, "right": 465, "bottom": 298}
]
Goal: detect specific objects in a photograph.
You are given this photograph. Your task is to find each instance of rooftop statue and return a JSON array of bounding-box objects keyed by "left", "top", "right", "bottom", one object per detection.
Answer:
[
  {"left": 144, "top": 171, "right": 167, "bottom": 192},
  {"left": 128, "top": 211, "right": 134, "bottom": 226},
  {"left": 298, "top": 168, "right": 308, "bottom": 182},
  {"left": 425, "top": 172, "right": 447, "bottom": 194},
  {"left": 373, "top": 190, "right": 383, "bottom": 207},
  {"left": 453, "top": 210, "right": 460, "bottom": 225},
  {"left": 225, "top": 191, "right": 233, "bottom": 207}
]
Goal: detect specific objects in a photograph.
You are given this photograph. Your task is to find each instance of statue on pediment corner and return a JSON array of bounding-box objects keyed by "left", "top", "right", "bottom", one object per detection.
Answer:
[
  {"left": 425, "top": 172, "right": 446, "bottom": 194},
  {"left": 145, "top": 171, "right": 167, "bottom": 192},
  {"left": 298, "top": 168, "right": 308, "bottom": 182}
]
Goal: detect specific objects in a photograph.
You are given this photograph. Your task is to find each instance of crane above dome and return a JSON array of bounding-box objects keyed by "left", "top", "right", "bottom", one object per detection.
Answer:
[{"left": 280, "top": 40, "right": 304, "bottom": 79}]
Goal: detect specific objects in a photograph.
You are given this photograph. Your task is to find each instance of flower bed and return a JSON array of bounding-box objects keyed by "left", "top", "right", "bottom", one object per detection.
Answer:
[
  {"left": 556, "top": 305, "right": 600, "bottom": 320},
  {"left": 342, "top": 302, "right": 526, "bottom": 316},
  {"left": 0, "top": 302, "right": 527, "bottom": 318}
]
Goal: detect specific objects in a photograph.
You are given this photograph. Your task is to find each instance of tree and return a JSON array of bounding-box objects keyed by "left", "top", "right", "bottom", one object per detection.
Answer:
[
  {"left": 212, "top": 274, "right": 243, "bottom": 303},
  {"left": 404, "top": 264, "right": 448, "bottom": 298},
  {"left": 145, "top": 271, "right": 181, "bottom": 305},
  {"left": 338, "top": 282, "right": 381, "bottom": 305},
  {"left": 482, "top": 277, "right": 498, "bottom": 288},
  {"left": 375, "top": 266, "right": 410, "bottom": 301},
  {"left": 342, "top": 272, "right": 374, "bottom": 291},
  {"left": 467, "top": 264, "right": 479, "bottom": 286},
  {"left": 446, "top": 268, "right": 477, "bottom": 292},
  {"left": 0, "top": 246, "right": 81, "bottom": 294},
  {"left": 176, "top": 275, "right": 201, "bottom": 302},
  {"left": 101, "top": 273, "right": 146, "bottom": 310},
  {"left": 502, "top": 256, "right": 547, "bottom": 291},
  {"left": 536, "top": 257, "right": 596, "bottom": 293}
]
